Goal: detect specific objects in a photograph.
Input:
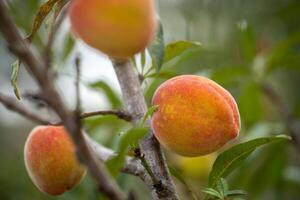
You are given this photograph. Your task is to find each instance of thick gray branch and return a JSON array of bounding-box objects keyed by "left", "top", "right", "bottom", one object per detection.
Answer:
[{"left": 112, "top": 60, "right": 179, "bottom": 200}]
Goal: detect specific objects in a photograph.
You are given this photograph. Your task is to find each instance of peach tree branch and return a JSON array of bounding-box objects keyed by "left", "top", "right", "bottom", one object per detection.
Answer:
[
  {"left": 0, "top": 2, "right": 124, "bottom": 199},
  {"left": 112, "top": 59, "right": 179, "bottom": 200},
  {"left": 0, "top": 92, "right": 149, "bottom": 181}
]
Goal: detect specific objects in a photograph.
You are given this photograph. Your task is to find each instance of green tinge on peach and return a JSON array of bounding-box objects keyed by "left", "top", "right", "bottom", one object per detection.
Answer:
[
  {"left": 68, "top": 0, "right": 157, "bottom": 59},
  {"left": 24, "top": 126, "right": 86, "bottom": 196},
  {"left": 151, "top": 75, "right": 240, "bottom": 157}
]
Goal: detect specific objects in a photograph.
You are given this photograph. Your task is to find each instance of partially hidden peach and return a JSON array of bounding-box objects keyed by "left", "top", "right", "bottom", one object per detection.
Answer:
[
  {"left": 24, "top": 126, "right": 86, "bottom": 196},
  {"left": 68, "top": 0, "right": 157, "bottom": 59},
  {"left": 151, "top": 75, "right": 240, "bottom": 157}
]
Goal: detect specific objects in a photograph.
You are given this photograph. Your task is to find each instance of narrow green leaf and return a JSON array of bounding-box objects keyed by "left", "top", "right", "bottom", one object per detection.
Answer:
[
  {"left": 266, "top": 31, "right": 300, "bottom": 73},
  {"left": 61, "top": 33, "right": 75, "bottom": 61},
  {"left": 141, "top": 50, "right": 146, "bottom": 69},
  {"left": 208, "top": 135, "right": 291, "bottom": 187},
  {"left": 11, "top": 60, "right": 21, "bottom": 100},
  {"left": 89, "top": 81, "right": 122, "bottom": 108},
  {"left": 26, "top": 0, "right": 61, "bottom": 42},
  {"left": 140, "top": 105, "right": 159, "bottom": 125},
  {"left": 131, "top": 56, "right": 137, "bottom": 68},
  {"left": 226, "top": 190, "right": 247, "bottom": 197},
  {"left": 169, "top": 167, "right": 199, "bottom": 200},
  {"left": 106, "top": 127, "right": 148, "bottom": 176},
  {"left": 164, "top": 40, "right": 202, "bottom": 64},
  {"left": 149, "top": 22, "right": 165, "bottom": 72},
  {"left": 237, "top": 20, "right": 256, "bottom": 63},
  {"left": 202, "top": 188, "right": 223, "bottom": 199}
]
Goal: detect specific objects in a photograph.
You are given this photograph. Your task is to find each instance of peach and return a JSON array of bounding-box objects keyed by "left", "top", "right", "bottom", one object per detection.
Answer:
[
  {"left": 68, "top": 0, "right": 157, "bottom": 59},
  {"left": 24, "top": 126, "right": 86, "bottom": 196},
  {"left": 151, "top": 75, "right": 240, "bottom": 157}
]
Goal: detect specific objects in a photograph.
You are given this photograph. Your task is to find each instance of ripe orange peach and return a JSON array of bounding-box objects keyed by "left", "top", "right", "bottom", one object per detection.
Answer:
[
  {"left": 68, "top": 0, "right": 157, "bottom": 59},
  {"left": 151, "top": 75, "right": 240, "bottom": 157},
  {"left": 24, "top": 126, "right": 86, "bottom": 196}
]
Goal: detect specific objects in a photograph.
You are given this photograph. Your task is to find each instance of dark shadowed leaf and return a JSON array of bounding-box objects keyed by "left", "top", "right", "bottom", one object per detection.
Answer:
[
  {"left": 169, "top": 166, "right": 199, "bottom": 200},
  {"left": 238, "top": 21, "right": 256, "bottom": 63},
  {"left": 208, "top": 135, "right": 290, "bottom": 187},
  {"left": 149, "top": 22, "right": 165, "bottom": 72}
]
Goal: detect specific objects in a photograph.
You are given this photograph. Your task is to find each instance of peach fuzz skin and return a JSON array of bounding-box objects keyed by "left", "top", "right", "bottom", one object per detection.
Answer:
[
  {"left": 68, "top": 0, "right": 157, "bottom": 59},
  {"left": 24, "top": 126, "right": 86, "bottom": 196},
  {"left": 151, "top": 75, "right": 240, "bottom": 157}
]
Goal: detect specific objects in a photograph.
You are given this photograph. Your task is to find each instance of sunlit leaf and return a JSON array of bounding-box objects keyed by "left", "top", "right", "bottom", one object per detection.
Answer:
[
  {"left": 202, "top": 188, "right": 223, "bottom": 199},
  {"left": 164, "top": 40, "right": 202, "bottom": 64},
  {"left": 140, "top": 105, "right": 159, "bottom": 125},
  {"left": 106, "top": 127, "right": 148, "bottom": 176},
  {"left": 10, "top": 60, "right": 21, "bottom": 100},
  {"left": 208, "top": 135, "right": 291, "bottom": 187},
  {"left": 141, "top": 50, "right": 146, "bottom": 69},
  {"left": 89, "top": 81, "right": 122, "bottom": 108},
  {"left": 61, "top": 33, "right": 75, "bottom": 61}
]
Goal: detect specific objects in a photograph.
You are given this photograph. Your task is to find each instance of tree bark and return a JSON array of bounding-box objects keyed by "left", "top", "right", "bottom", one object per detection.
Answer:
[{"left": 112, "top": 60, "right": 179, "bottom": 200}]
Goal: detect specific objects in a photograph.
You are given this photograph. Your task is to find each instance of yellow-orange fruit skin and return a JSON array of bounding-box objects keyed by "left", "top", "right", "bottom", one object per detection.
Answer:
[
  {"left": 68, "top": 0, "right": 157, "bottom": 58},
  {"left": 24, "top": 126, "right": 86, "bottom": 196},
  {"left": 151, "top": 75, "right": 240, "bottom": 157}
]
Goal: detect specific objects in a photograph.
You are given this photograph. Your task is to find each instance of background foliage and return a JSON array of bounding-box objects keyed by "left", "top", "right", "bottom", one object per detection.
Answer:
[{"left": 0, "top": 0, "right": 300, "bottom": 199}]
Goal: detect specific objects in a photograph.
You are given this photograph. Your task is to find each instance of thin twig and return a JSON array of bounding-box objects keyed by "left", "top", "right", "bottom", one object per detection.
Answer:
[
  {"left": 0, "top": 93, "right": 50, "bottom": 125},
  {"left": 81, "top": 110, "right": 132, "bottom": 122}
]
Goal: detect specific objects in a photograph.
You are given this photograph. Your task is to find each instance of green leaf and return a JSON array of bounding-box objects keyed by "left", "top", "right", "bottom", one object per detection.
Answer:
[
  {"left": 169, "top": 167, "right": 199, "bottom": 200},
  {"left": 238, "top": 81, "right": 263, "bottom": 126},
  {"left": 106, "top": 127, "right": 148, "bottom": 176},
  {"left": 26, "top": 0, "right": 61, "bottom": 42},
  {"left": 141, "top": 50, "right": 146, "bottom": 69},
  {"left": 237, "top": 20, "right": 256, "bottom": 63},
  {"left": 140, "top": 105, "right": 159, "bottom": 125},
  {"left": 61, "top": 33, "right": 75, "bottom": 61},
  {"left": 162, "top": 44, "right": 209, "bottom": 74},
  {"left": 216, "top": 178, "right": 228, "bottom": 197},
  {"left": 11, "top": 60, "right": 21, "bottom": 100},
  {"left": 149, "top": 22, "right": 165, "bottom": 72},
  {"left": 226, "top": 190, "right": 247, "bottom": 198},
  {"left": 208, "top": 135, "right": 291, "bottom": 187},
  {"left": 164, "top": 40, "right": 202, "bottom": 64},
  {"left": 202, "top": 188, "right": 223, "bottom": 199},
  {"left": 266, "top": 31, "right": 300, "bottom": 73},
  {"left": 89, "top": 81, "right": 122, "bottom": 108}
]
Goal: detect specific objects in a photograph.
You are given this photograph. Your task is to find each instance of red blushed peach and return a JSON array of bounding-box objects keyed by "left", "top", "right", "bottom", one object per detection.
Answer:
[
  {"left": 24, "top": 126, "right": 86, "bottom": 196},
  {"left": 68, "top": 0, "right": 157, "bottom": 59},
  {"left": 151, "top": 75, "right": 240, "bottom": 157}
]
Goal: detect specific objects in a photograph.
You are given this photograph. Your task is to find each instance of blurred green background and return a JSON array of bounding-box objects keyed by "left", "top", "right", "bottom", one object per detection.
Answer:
[{"left": 0, "top": 0, "right": 300, "bottom": 199}]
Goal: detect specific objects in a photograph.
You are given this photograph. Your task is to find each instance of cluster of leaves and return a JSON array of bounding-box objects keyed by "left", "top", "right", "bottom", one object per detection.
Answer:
[{"left": 202, "top": 178, "right": 246, "bottom": 200}]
